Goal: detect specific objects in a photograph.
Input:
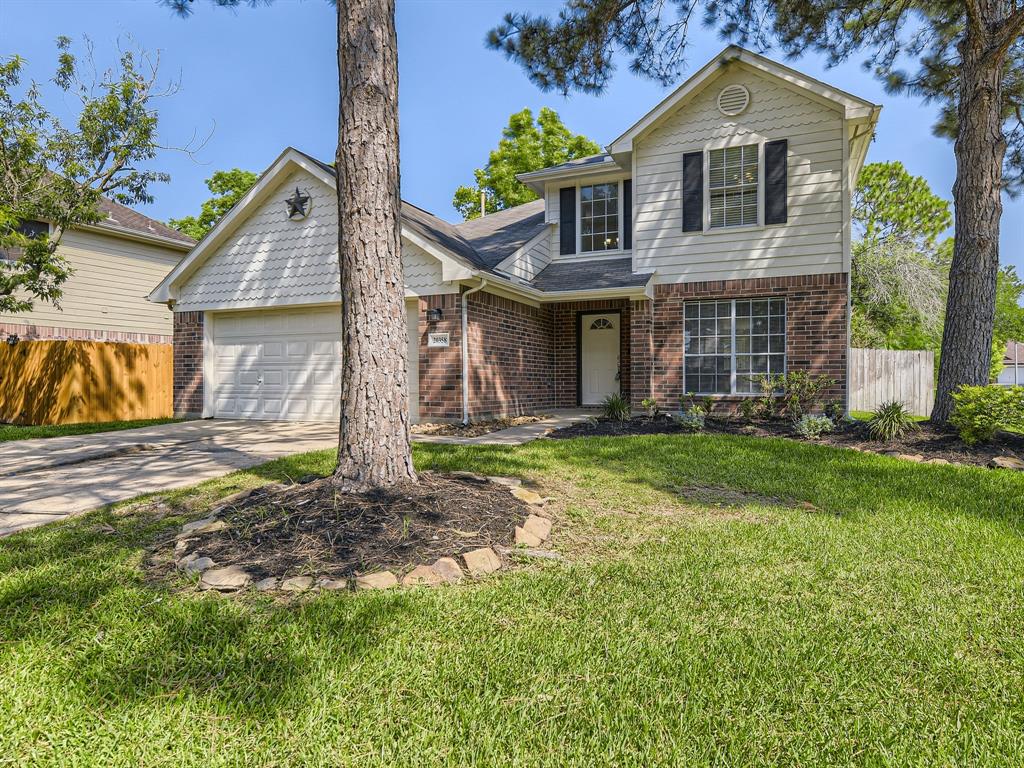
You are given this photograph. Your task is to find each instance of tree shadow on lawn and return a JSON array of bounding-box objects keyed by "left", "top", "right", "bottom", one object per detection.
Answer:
[
  {"left": 413, "top": 433, "right": 1024, "bottom": 532},
  {"left": 0, "top": 500, "right": 421, "bottom": 718}
]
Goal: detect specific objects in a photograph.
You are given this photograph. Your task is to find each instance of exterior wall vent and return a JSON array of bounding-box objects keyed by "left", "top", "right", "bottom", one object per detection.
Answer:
[{"left": 717, "top": 84, "right": 750, "bottom": 116}]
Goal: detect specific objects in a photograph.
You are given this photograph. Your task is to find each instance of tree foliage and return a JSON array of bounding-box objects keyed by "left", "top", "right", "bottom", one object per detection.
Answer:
[
  {"left": 452, "top": 107, "right": 600, "bottom": 219},
  {"left": 0, "top": 37, "right": 173, "bottom": 314},
  {"left": 169, "top": 168, "right": 258, "bottom": 240}
]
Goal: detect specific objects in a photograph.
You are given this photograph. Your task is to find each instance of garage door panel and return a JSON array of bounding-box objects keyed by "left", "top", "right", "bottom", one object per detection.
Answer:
[{"left": 211, "top": 305, "right": 416, "bottom": 423}]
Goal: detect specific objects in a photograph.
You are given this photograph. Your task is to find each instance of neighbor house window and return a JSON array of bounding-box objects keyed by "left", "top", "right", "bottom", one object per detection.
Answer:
[
  {"left": 580, "top": 182, "right": 619, "bottom": 252},
  {"left": 708, "top": 145, "right": 758, "bottom": 228},
  {"left": 684, "top": 298, "right": 786, "bottom": 394}
]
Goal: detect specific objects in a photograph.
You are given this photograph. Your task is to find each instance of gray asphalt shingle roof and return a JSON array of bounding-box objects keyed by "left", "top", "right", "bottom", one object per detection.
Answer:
[
  {"left": 529, "top": 257, "right": 650, "bottom": 292},
  {"left": 295, "top": 149, "right": 647, "bottom": 293}
]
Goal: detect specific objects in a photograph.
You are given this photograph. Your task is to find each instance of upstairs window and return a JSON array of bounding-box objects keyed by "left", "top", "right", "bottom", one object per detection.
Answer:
[
  {"left": 708, "top": 145, "right": 758, "bottom": 228},
  {"left": 580, "top": 182, "right": 619, "bottom": 252}
]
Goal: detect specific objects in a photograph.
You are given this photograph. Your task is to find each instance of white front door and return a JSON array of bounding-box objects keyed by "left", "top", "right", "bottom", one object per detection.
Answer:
[{"left": 580, "top": 312, "right": 620, "bottom": 405}]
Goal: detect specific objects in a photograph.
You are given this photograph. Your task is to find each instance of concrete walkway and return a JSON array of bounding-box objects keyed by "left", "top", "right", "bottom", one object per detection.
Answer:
[{"left": 0, "top": 411, "right": 591, "bottom": 537}]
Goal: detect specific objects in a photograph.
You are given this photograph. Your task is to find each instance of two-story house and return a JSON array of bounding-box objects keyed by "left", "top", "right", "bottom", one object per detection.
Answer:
[{"left": 150, "top": 46, "right": 879, "bottom": 422}]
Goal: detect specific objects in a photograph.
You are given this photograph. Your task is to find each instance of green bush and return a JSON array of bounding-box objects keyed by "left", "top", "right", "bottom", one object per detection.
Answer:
[
  {"left": 794, "top": 414, "right": 835, "bottom": 439},
  {"left": 601, "top": 393, "right": 631, "bottom": 422},
  {"left": 754, "top": 371, "right": 835, "bottom": 419},
  {"left": 867, "top": 401, "right": 918, "bottom": 442},
  {"left": 676, "top": 407, "right": 706, "bottom": 432},
  {"left": 640, "top": 397, "right": 659, "bottom": 418},
  {"left": 949, "top": 385, "right": 1024, "bottom": 445}
]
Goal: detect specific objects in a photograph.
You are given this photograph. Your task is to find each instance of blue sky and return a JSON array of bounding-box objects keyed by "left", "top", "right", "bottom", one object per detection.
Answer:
[{"left": 1, "top": 0, "right": 1021, "bottom": 272}]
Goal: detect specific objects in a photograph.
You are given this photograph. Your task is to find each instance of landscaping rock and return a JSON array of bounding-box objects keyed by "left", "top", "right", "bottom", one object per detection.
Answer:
[
  {"left": 511, "top": 487, "right": 547, "bottom": 506},
  {"left": 496, "top": 544, "right": 563, "bottom": 561},
  {"left": 174, "top": 538, "right": 192, "bottom": 556},
  {"left": 177, "top": 516, "right": 228, "bottom": 538},
  {"left": 451, "top": 471, "right": 487, "bottom": 483},
  {"left": 463, "top": 547, "right": 502, "bottom": 576},
  {"left": 522, "top": 514, "right": 552, "bottom": 542},
  {"left": 514, "top": 526, "right": 543, "bottom": 547},
  {"left": 402, "top": 565, "right": 445, "bottom": 587},
  {"left": 254, "top": 577, "right": 279, "bottom": 592},
  {"left": 281, "top": 576, "right": 314, "bottom": 592},
  {"left": 990, "top": 456, "right": 1024, "bottom": 471},
  {"left": 430, "top": 557, "right": 463, "bottom": 584},
  {"left": 210, "top": 487, "right": 255, "bottom": 514},
  {"left": 899, "top": 453, "right": 925, "bottom": 462},
  {"left": 200, "top": 566, "right": 251, "bottom": 591},
  {"left": 355, "top": 571, "right": 398, "bottom": 590},
  {"left": 488, "top": 476, "right": 522, "bottom": 488},
  {"left": 925, "top": 458, "right": 951, "bottom": 465},
  {"left": 798, "top": 501, "right": 819, "bottom": 512},
  {"left": 180, "top": 556, "right": 215, "bottom": 574},
  {"left": 317, "top": 577, "right": 349, "bottom": 590}
]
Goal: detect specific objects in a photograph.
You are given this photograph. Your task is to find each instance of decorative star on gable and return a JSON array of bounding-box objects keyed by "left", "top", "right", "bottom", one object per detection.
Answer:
[{"left": 285, "top": 187, "right": 311, "bottom": 220}]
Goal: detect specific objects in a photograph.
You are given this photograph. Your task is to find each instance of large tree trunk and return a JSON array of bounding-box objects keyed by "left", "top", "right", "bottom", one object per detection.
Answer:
[
  {"left": 334, "top": 0, "right": 416, "bottom": 489},
  {"left": 932, "top": 18, "right": 1007, "bottom": 422}
]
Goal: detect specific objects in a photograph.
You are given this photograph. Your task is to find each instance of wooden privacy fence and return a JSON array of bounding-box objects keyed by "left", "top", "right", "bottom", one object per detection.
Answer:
[
  {"left": 849, "top": 347, "right": 935, "bottom": 417},
  {"left": 0, "top": 340, "right": 172, "bottom": 425}
]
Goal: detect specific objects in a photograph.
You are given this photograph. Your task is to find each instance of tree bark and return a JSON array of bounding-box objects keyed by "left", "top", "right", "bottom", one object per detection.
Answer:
[
  {"left": 932, "top": 6, "right": 1008, "bottom": 422},
  {"left": 334, "top": 0, "right": 416, "bottom": 489}
]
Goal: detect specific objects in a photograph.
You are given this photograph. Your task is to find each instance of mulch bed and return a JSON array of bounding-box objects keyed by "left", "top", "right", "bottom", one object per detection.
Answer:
[
  {"left": 549, "top": 414, "right": 1024, "bottom": 468},
  {"left": 411, "top": 415, "right": 546, "bottom": 438},
  {"left": 150, "top": 472, "right": 530, "bottom": 582}
]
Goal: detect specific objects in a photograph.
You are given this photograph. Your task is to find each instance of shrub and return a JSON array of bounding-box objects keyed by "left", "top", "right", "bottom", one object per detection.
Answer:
[
  {"left": 867, "top": 400, "right": 918, "bottom": 442},
  {"left": 739, "top": 398, "right": 757, "bottom": 422},
  {"left": 754, "top": 371, "right": 836, "bottom": 419},
  {"left": 676, "top": 407, "right": 705, "bottom": 432},
  {"left": 640, "top": 397, "right": 659, "bottom": 418},
  {"left": 949, "top": 385, "right": 1024, "bottom": 445},
  {"left": 601, "top": 393, "right": 631, "bottom": 422},
  {"left": 794, "top": 414, "right": 835, "bottom": 439}
]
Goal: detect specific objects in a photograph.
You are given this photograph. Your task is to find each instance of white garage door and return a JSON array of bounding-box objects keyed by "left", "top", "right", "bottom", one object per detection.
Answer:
[{"left": 210, "top": 304, "right": 420, "bottom": 422}]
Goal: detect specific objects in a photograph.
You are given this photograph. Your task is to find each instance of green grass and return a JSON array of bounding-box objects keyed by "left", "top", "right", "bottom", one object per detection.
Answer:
[
  {"left": 2, "top": 434, "right": 1023, "bottom": 765},
  {"left": 0, "top": 418, "right": 180, "bottom": 442}
]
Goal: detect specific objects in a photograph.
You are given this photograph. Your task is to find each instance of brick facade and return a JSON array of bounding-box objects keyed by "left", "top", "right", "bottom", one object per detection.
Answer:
[
  {"left": 172, "top": 273, "right": 848, "bottom": 423},
  {"left": 0, "top": 321, "right": 171, "bottom": 344},
  {"left": 642, "top": 272, "right": 849, "bottom": 412},
  {"left": 173, "top": 311, "right": 204, "bottom": 417}
]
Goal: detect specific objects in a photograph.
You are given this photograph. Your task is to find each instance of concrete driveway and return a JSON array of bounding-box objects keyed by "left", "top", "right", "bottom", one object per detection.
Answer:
[{"left": 0, "top": 420, "right": 338, "bottom": 537}]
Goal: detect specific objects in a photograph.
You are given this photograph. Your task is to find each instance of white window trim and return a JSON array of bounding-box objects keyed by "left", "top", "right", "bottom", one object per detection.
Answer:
[
  {"left": 683, "top": 297, "right": 788, "bottom": 397},
  {"left": 702, "top": 138, "right": 766, "bottom": 235},
  {"left": 576, "top": 179, "right": 629, "bottom": 255}
]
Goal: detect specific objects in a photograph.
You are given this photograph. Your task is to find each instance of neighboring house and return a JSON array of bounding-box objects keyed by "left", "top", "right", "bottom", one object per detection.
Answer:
[
  {"left": 150, "top": 46, "right": 879, "bottom": 423},
  {"left": 0, "top": 199, "right": 194, "bottom": 344},
  {"left": 998, "top": 341, "right": 1023, "bottom": 386}
]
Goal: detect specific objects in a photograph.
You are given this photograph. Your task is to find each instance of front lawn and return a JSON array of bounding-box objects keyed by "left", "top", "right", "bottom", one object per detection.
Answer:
[
  {"left": 2, "top": 433, "right": 1023, "bottom": 765},
  {"left": 0, "top": 417, "right": 180, "bottom": 442}
]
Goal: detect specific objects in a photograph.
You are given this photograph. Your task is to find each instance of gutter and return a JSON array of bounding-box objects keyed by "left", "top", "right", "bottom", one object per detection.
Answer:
[{"left": 461, "top": 278, "right": 487, "bottom": 424}]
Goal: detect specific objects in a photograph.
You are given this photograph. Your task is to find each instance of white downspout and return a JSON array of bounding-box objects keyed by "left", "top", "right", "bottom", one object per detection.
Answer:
[{"left": 461, "top": 279, "right": 487, "bottom": 425}]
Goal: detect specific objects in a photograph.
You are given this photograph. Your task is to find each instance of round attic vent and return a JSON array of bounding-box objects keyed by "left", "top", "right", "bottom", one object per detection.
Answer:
[{"left": 717, "top": 84, "right": 750, "bottom": 116}]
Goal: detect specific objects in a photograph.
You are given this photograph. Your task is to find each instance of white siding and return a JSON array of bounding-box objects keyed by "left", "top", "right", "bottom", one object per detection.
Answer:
[
  {"left": 403, "top": 241, "right": 457, "bottom": 295},
  {"left": 633, "top": 67, "right": 846, "bottom": 282},
  {"left": 498, "top": 231, "right": 552, "bottom": 282},
  {"left": 0, "top": 228, "right": 182, "bottom": 335},
  {"left": 175, "top": 168, "right": 456, "bottom": 311}
]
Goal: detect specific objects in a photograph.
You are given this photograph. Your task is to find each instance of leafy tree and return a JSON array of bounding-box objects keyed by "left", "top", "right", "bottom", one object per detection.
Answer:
[
  {"left": 0, "top": 38, "right": 171, "bottom": 314},
  {"left": 850, "top": 162, "right": 951, "bottom": 351},
  {"left": 993, "top": 266, "right": 1024, "bottom": 378},
  {"left": 169, "top": 168, "right": 257, "bottom": 240},
  {"left": 167, "top": 0, "right": 416, "bottom": 490},
  {"left": 487, "top": 0, "right": 1024, "bottom": 421},
  {"left": 452, "top": 107, "right": 600, "bottom": 219}
]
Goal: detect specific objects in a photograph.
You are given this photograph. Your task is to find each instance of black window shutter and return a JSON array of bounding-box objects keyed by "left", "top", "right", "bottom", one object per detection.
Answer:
[
  {"left": 559, "top": 187, "right": 576, "bottom": 255},
  {"left": 764, "top": 139, "right": 788, "bottom": 225},
  {"left": 623, "top": 179, "right": 632, "bottom": 250},
  {"left": 681, "top": 152, "right": 703, "bottom": 232}
]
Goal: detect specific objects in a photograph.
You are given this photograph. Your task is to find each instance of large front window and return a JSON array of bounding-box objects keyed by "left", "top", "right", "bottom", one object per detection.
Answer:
[
  {"left": 708, "top": 145, "right": 758, "bottom": 228},
  {"left": 684, "top": 298, "right": 786, "bottom": 394},
  {"left": 580, "top": 182, "right": 619, "bottom": 252}
]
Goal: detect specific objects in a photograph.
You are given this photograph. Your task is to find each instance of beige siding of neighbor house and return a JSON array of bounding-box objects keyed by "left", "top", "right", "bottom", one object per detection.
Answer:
[
  {"left": 175, "top": 168, "right": 454, "bottom": 312},
  {"left": 632, "top": 67, "right": 846, "bottom": 282},
  {"left": 0, "top": 228, "right": 181, "bottom": 336}
]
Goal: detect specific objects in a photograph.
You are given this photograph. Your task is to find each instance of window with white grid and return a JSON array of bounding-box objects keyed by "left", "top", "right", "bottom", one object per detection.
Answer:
[
  {"left": 708, "top": 145, "right": 758, "bottom": 228},
  {"left": 580, "top": 182, "right": 619, "bottom": 252},
  {"left": 684, "top": 298, "right": 786, "bottom": 395}
]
